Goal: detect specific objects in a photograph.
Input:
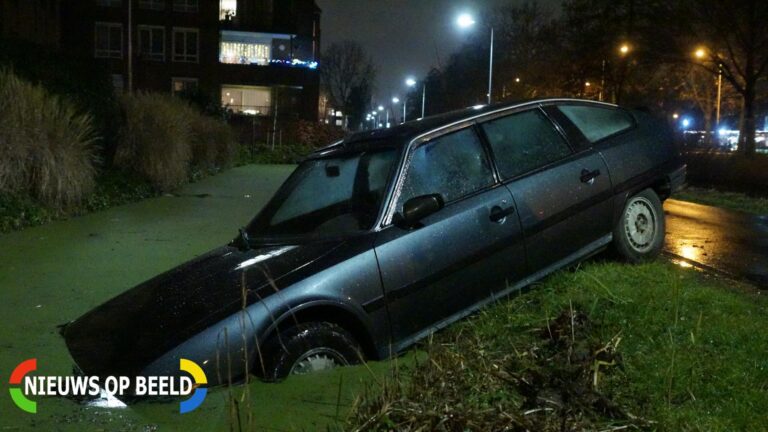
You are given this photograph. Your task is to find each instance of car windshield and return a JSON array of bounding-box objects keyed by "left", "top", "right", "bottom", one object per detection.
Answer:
[{"left": 247, "top": 146, "right": 398, "bottom": 240}]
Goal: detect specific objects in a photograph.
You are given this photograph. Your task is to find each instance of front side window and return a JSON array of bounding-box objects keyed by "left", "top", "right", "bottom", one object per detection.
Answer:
[
  {"left": 94, "top": 22, "right": 122, "bottom": 58},
  {"left": 481, "top": 109, "right": 572, "bottom": 179},
  {"left": 558, "top": 105, "right": 634, "bottom": 143},
  {"left": 397, "top": 128, "right": 494, "bottom": 210},
  {"left": 173, "top": 28, "right": 199, "bottom": 62},
  {"left": 138, "top": 26, "right": 165, "bottom": 61},
  {"left": 248, "top": 148, "right": 398, "bottom": 239}
]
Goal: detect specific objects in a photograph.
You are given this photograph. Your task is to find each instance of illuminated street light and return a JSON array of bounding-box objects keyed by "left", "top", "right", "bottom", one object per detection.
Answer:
[
  {"left": 619, "top": 43, "right": 630, "bottom": 55},
  {"left": 456, "top": 13, "right": 494, "bottom": 105},
  {"left": 672, "top": 113, "right": 679, "bottom": 119},
  {"left": 693, "top": 45, "right": 723, "bottom": 127},
  {"left": 515, "top": 77, "right": 521, "bottom": 83},
  {"left": 404, "top": 77, "right": 426, "bottom": 120},
  {"left": 456, "top": 13, "right": 476, "bottom": 28},
  {"left": 392, "top": 97, "right": 400, "bottom": 104},
  {"left": 378, "top": 105, "right": 384, "bottom": 111},
  {"left": 585, "top": 81, "right": 591, "bottom": 87}
]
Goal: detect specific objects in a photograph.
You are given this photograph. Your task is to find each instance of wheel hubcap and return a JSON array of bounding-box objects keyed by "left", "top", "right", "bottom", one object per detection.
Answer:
[
  {"left": 290, "top": 348, "right": 347, "bottom": 375},
  {"left": 624, "top": 197, "right": 656, "bottom": 252}
]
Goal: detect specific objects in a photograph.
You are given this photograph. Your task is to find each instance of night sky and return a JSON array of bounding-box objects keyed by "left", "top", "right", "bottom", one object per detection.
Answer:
[{"left": 317, "top": 0, "right": 531, "bottom": 103}]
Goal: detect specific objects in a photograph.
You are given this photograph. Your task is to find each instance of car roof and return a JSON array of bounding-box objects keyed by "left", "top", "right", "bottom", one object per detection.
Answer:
[{"left": 340, "top": 98, "right": 619, "bottom": 148}]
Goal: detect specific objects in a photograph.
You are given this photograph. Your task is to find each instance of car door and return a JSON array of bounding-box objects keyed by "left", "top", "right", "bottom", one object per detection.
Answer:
[
  {"left": 374, "top": 126, "right": 526, "bottom": 350},
  {"left": 478, "top": 107, "right": 613, "bottom": 274}
]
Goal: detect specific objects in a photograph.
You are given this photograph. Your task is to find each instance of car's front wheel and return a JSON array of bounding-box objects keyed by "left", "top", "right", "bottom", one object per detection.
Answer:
[
  {"left": 259, "top": 322, "right": 363, "bottom": 381},
  {"left": 612, "top": 188, "right": 665, "bottom": 262}
]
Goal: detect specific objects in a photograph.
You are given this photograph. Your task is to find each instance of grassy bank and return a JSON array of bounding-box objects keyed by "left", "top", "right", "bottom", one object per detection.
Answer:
[
  {"left": 674, "top": 187, "right": 768, "bottom": 215},
  {"left": 347, "top": 261, "right": 768, "bottom": 431}
]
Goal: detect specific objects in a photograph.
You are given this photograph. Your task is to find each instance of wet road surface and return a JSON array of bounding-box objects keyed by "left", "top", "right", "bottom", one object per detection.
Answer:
[{"left": 664, "top": 199, "right": 768, "bottom": 288}]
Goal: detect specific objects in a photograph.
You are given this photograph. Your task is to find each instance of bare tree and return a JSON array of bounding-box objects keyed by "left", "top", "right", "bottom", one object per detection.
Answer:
[
  {"left": 320, "top": 41, "right": 376, "bottom": 127},
  {"left": 671, "top": 0, "right": 768, "bottom": 156}
]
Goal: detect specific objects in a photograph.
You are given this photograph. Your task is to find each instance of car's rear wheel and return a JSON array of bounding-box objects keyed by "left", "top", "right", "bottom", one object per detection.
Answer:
[
  {"left": 259, "top": 322, "right": 362, "bottom": 381},
  {"left": 612, "top": 188, "right": 665, "bottom": 262}
]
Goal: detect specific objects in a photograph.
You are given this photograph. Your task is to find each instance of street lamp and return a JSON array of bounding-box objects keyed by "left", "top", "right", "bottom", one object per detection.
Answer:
[
  {"left": 619, "top": 43, "right": 630, "bottom": 55},
  {"left": 457, "top": 13, "right": 494, "bottom": 105},
  {"left": 404, "top": 77, "right": 426, "bottom": 121},
  {"left": 390, "top": 97, "right": 400, "bottom": 126},
  {"left": 693, "top": 46, "right": 723, "bottom": 128}
]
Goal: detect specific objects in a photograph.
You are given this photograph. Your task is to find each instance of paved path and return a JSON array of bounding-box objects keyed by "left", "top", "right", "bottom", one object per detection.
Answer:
[{"left": 664, "top": 199, "right": 768, "bottom": 288}]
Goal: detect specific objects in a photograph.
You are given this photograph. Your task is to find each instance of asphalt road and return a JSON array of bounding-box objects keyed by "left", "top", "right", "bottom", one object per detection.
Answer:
[{"left": 664, "top": 199, "right": 768, "bottom": 288}]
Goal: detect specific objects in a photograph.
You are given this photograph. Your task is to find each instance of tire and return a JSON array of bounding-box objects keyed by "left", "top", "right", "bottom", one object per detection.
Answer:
[
  {"left": 259, "top": 322, "right": 363, "bottom": 381},
  {"left": 612, "top": 188, "right": 665, "bottom": 263}
]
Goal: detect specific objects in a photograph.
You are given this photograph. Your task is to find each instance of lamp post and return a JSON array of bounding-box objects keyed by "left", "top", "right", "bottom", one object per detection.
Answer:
[
  {"left": 404, "top": 77, "right": 426, "bottom": 120},
  {"left": 694, "top": 46, "right": 724, "bottom": 128},
  {"left": 391, "top": 97, "right": 400, "bottom": 125},
  {"left": 457, "top": 13, "right": 494, "bottom": 105}
]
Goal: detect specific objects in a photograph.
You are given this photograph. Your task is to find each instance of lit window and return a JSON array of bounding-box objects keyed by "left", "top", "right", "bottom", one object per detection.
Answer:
[
  {"left": 221, "top": 85, "right": 272, "bottom": 115},
  {"left": 173, "top": 0, "right": 198, "bottom": 12},
  {"left": 139, "top": 0, "right": 165, "bottom": 10},
  {"left": 96, "top": 0, "right": 121, "bottom": 7},
  {"left": 94, "top": 22, "right": 122, "bottom": 58},
  {"left": 219, "top": 0, "right": 236, "bottom": 20},
  {"left": 138, "top": 26, "right": 165, "bottom": 61},
  {"left": 172, "top": 77, "right": 198, "bottom": 95},
  {"left": 220, "top": 31, "right": 272, "bottom": 65},
  {"left": 173, "top": 28, "right": 199, "bottom": 63}
]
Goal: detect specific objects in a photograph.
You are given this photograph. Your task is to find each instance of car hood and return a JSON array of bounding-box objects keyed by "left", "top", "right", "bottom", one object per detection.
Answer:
[{"left": 61, "top": 240, "right": 343, "bottom": 378}]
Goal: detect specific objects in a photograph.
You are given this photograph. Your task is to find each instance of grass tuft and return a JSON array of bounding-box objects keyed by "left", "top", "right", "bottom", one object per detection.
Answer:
[
  {"left": 0, "top": 69, "right": 98, "bottom": 208},
  {"left": 346, "top": 261, "right": 768, "bottom": 431}
]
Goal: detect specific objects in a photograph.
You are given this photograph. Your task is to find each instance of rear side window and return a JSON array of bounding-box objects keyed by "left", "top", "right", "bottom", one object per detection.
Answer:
[
  {"left": 558, "top": 105, "right": 634, "bottom": 143},
  {"left": 398, "top": 128, "right": 494, "bottom": 208},
  {"left": 480, "top": 109, "right": 572, "bottom": 179}
]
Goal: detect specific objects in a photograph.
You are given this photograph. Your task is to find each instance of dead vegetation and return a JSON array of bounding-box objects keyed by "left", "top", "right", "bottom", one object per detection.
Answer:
[{"left": 348, "top": 306, "right": 649, "bottom": 432}]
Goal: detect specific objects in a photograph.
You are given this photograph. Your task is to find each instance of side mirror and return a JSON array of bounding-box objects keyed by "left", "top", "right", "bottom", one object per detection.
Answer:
[{"left": 397, "top": 194, "right": 444, "bottom": 227}]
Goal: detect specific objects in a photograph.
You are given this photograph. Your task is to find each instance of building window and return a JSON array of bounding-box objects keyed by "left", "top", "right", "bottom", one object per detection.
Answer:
[
  {"left": 94, "top": 22, "right": 123, "bottom": 58},
  {"left": 138, "top": 0, "right": 165, "bottom": 10},
  {"left": 220, "top": 31, "right": 272, "bottom": 65},
  {"left": 172, "top": 77, "right": 198, "bottom": 95},
  {"left": 219, "top": 0, "right": 236, "bottom": 21},
  {"left": 222, "top": 85, "right": 272, "bottom": 115},
  {"left": 96, "top": 0, "right": 122, "bottom": 7},
  {"left": 173, "top": 0, "right": 198, "bottom": 12},
  {"left": 138, "top": 26, "right": 165, "bottom": 61},
  {"left": 173, "top": 28, "right": 199, "bottom": 63},
  {"left": 112, "top": 74, "right": 124, "bottom": 92}
]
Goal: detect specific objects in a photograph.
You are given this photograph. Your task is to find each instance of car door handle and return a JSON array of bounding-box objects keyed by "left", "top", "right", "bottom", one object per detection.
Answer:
[
  {"left": 490, "top": 205, "right": 515, "bottom": 222},
  {"left": 580, "top": 168, "right": 601, "bottom": 184}
]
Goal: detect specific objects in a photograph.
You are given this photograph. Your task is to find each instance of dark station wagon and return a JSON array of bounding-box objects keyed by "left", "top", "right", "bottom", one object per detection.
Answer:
[{"left": 63, "top": 98, "right": 686, "bottom": 385}]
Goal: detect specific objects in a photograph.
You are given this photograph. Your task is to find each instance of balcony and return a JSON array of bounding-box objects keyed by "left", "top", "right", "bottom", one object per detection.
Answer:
[{"left": 219, "top": 31, "right": 318, "bottom": 70}]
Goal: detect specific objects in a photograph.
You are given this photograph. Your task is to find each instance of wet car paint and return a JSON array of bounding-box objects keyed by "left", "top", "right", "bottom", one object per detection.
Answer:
[{"left": 62, "top": 98, "right": 685, "bottom": 387}]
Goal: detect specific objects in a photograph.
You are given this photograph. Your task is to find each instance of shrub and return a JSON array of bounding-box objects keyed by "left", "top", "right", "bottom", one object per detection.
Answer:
[
  {"left": 190, "top": 115, "right": 238, "bottom": 171},
  {"left": 294, "top": 120, "right": 345, "bottom": 148},
  {"left": 115, "top": 93, "right": 240, "bottom": 191},
  {"left": 115, "top": 93, "right": 193, "bottom": 191},
  {"left": 683, "top": 151, "right": 768, "bottom": 195},
  {"left": 0, "top": 69, "right": 97, "bottom": 208}
]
